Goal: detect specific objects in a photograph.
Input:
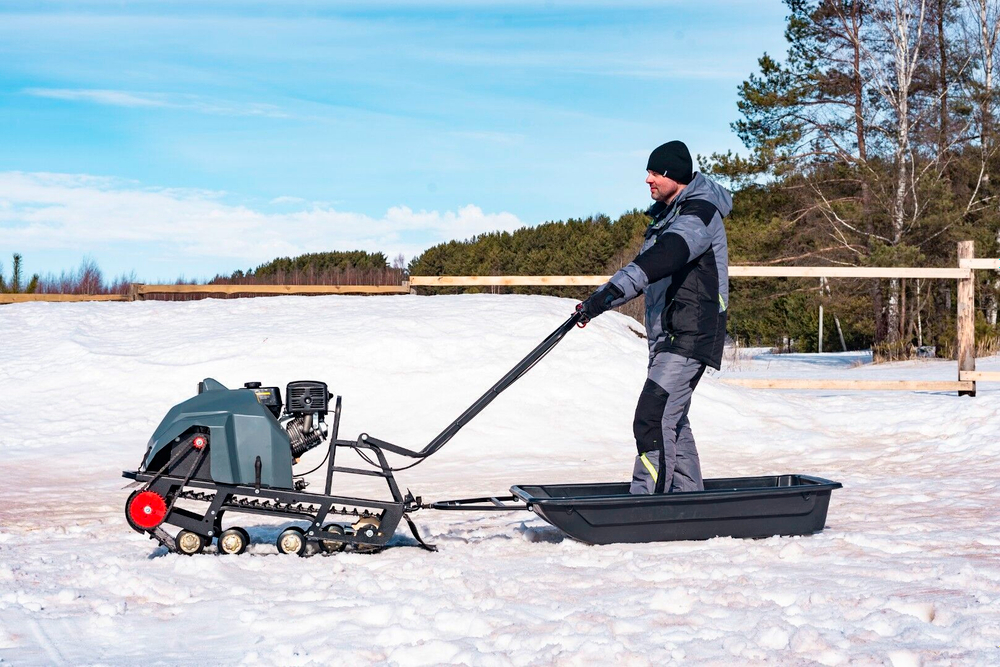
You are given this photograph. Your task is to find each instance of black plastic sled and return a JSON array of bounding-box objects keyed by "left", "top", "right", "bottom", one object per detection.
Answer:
[{"left": 504, "top": 474, "right": 842, "bottom": 545}]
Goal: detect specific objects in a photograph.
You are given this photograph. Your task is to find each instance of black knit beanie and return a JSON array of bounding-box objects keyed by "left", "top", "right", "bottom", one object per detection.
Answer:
[{"left": 646, "top": 140, "right": 693, "bottom": 184}]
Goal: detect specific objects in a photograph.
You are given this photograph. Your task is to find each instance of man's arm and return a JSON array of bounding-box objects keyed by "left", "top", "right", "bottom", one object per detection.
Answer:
[
  {"left": 578, "top": 201, "right": 715, "bottom": 320},
  {"left": 607, "top": 203, "right": 714, "bottom": 302}
]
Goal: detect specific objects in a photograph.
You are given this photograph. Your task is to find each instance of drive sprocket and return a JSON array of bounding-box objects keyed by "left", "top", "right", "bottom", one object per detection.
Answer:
[{"left": 126, "top": 490, "right": 168, "bottom": 531}]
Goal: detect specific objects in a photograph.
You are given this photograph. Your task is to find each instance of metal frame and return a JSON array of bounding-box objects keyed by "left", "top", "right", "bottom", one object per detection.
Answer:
[
  {"left": 427, "top": 495, "right": 525, "bottom": 511},
  {"left": 125, "top": 456, "right": 408, "bottom": 551}
]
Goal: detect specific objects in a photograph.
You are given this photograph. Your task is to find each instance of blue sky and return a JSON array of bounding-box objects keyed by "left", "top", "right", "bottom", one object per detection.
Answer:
[{"left": 0, "top": 1, "right": 789, "bottom": 281}]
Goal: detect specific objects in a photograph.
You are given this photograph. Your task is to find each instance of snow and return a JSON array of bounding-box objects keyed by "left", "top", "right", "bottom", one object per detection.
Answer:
[{"left": 1, "top": 294, "right": 1000, "bottom": 664}]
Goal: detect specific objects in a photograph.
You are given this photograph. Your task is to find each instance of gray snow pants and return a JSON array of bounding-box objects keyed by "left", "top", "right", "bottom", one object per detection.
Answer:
[{"left": 629, "top": 351, "right": 707, "bottom": 494}]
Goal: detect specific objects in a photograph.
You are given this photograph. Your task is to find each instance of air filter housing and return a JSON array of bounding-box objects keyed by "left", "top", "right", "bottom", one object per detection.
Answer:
[{"left": 285, "top": 380, "right": 330, "bottom": 416}]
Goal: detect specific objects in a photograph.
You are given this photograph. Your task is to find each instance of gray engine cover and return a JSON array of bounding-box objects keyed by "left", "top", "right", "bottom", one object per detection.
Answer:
[{"left": 143, "top": 378, "right": 294, "bottom": 489}]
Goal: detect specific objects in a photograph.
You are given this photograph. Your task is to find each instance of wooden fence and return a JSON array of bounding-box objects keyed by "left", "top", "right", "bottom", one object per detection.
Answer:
[
  {"left": 0, "top": 284, "right": 409, "bottom": 304},
  {"left": 132, "top": 284, "right": 409, "bottom": 298},
  {"left": 409, "top": 267, "right": 973, "bottom": 283},
  {"left": 0, "top": 293, "right": 129, "bottom": 303},
  {"left": 4, "top": 241, "right": 998, "bottom": 394},
  {"left": 409, "top": 241, "right": 998, "bottom": 396}
]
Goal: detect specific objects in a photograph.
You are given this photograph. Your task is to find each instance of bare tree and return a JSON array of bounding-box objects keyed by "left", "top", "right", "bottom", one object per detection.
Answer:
[{"left": 868, "top": 0, "right": 929, "bottom": 338}]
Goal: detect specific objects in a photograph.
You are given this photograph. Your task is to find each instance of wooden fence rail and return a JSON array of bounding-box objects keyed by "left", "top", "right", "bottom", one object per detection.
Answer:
[
  {"left": 720, "top": 379, "right": 977, "bottom": 392},
  {"left": 408, "top": 266, "right": 973, "bottom": 286},
  {"left": 0, "top": 294, "right": 128, "bottom": 303},
  {"left": 411, "top": 275, "right": 609, "bottom": 287},
  {"left": 0, "top": 284, "right": 408, "bottom": 304},
  {"left": 135, "top": 284, "right": 410, "bottom": 297}
]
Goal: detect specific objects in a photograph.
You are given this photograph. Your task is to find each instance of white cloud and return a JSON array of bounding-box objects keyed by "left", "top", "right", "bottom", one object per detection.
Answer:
[
  {"left": 23, "top": 88, "right": 291, "bottom": 118},
  {"left": 0, "top": 172, "right": 525, "bottom": 272}
]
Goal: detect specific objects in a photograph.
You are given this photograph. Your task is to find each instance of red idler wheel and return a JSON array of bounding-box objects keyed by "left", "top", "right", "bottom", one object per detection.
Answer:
[
  {"left": 191, "top": 435, "right": 207, "bottom": 450},
  {"left": 127, "top": 490, "right": 167, "bottom": 530}
]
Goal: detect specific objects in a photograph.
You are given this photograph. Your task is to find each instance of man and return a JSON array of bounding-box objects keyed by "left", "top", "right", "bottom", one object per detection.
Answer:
[{"left": 577, "top": 140, "right": 731, "bottom": 494}]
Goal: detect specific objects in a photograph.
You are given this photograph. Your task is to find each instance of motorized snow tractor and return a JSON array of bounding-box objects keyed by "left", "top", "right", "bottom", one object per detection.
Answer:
[
  {"left": 123, "top": 376, "right": 421, "bottom": 556},
  {"left": 123, "top": 311, "right": 841, "bottom": 555}
]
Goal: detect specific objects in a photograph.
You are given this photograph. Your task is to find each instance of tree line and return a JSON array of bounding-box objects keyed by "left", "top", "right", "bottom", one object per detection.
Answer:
[
  {"left": 210, "top": 251, "right": 405, "bottom": 288},
  {"left": 407, "top": 212, "right": 649, "bottom": 298}
]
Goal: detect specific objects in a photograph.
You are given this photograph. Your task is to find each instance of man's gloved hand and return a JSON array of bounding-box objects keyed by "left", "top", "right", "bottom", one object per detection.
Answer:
[{"left": 577, "top": 283, "right": 625, "bottom": 322}]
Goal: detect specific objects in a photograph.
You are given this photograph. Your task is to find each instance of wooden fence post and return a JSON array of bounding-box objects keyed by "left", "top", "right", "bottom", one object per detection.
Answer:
[
  {"left": 957, "top": 241, "right": 976, "bottom": 397},
  {"left": 818, "top": 277, "right": 824, "bottom": 353},
  {"left": 127, "top": 283, "right": 140, "bottom": 302}
]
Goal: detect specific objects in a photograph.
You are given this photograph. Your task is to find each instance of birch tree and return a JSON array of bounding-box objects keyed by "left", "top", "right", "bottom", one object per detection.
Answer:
[{"left": 868, "top": 0, "right": 928, "bottom": 338}]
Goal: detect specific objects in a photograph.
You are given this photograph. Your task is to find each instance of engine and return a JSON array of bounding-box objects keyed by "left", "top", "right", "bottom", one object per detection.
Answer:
[
  {"left": 286, "top": 414, "right": 323, "bottom": 458},
  {"left": 244, "top": 380, "right": 332, "bottom": 460},
  {"left": 283, "top": 380, "right": 331, "bottom": 459}
]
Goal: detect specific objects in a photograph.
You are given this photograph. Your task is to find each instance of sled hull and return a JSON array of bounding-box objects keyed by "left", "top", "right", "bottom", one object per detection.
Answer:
[{"left": 510, "top": 475, "right": 842, "bottom": 544}]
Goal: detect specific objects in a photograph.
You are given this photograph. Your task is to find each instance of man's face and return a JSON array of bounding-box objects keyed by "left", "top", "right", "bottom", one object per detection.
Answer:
[{"left": 646, "top": 170, "right": 681, "bottom": 203}]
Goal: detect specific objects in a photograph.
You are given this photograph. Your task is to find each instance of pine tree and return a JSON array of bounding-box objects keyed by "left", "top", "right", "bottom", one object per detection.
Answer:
[{"left": 11, "top": 253, "right": 22, "bottom": 294}]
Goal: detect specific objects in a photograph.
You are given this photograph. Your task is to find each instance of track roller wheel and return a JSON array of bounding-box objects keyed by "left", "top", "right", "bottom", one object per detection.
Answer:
[
  {"left": 352, "top": 517, "right": 382, "bottom": 554},
  {"left": 176, "top": 530, "right": 206, "bottom": 555},
  {"left": 320, "top": 524, "right": 347, "bottom": 553},
  {"left": 276, "top": 527, "right": 307, "bottom": 556},
  {"left": 235, "top": 526, "right": 250, "bottom": 548},
  {"left": 218, "top": 528, "right": 250, "bottom": 555}
]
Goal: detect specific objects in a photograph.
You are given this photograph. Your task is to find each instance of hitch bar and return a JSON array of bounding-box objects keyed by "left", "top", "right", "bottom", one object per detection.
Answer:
[{"left": 426, "top": 495, "right": 527, "bottom": 512}]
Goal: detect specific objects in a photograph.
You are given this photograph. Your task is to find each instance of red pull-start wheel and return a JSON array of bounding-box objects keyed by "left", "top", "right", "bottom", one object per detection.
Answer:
[{"left": 126, "top": 490, "right": 167, "bottom": 530}]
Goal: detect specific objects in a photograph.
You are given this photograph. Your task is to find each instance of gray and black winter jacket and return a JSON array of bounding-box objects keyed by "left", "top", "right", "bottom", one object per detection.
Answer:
[{"left": 605, "top": 172, "right": 732, "bottom": 369}]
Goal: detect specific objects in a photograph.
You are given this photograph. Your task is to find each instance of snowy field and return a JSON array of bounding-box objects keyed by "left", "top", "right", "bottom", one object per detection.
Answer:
[{"left": 1, "top": 294, "right": 999, "bottom": 665}]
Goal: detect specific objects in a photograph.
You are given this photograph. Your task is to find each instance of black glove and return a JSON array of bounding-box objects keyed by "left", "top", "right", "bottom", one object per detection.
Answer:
[{"left": 577, "top": 283, "right": 624, "bottom": 322}]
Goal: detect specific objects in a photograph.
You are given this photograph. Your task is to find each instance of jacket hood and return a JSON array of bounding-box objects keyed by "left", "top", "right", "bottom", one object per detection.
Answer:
[{"left": 647, "top": 172, "right": 733, "bottom": 219}]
